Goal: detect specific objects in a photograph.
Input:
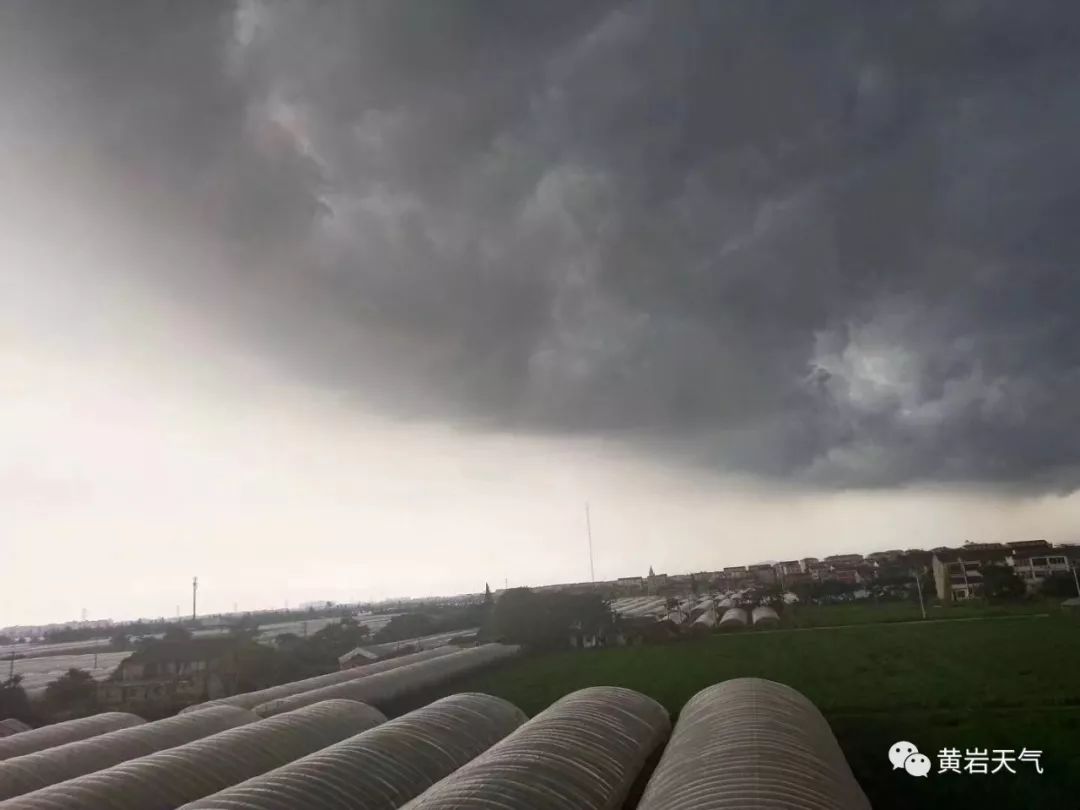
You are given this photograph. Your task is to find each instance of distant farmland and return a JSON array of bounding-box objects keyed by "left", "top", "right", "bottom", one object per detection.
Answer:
[
  {"left": 2, "top": 614, "right": 386, "bottom": 694},
  {"left": 441, "top": 614, "right": 1080, "bottom": 810},
  {"left": 5, "top": 651, "right": 131, "bottom": 694}
]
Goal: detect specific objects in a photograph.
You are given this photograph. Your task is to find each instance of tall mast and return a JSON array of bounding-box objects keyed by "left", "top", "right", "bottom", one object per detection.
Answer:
[{"left": 586, "top": 503, "right": 595, "bottom": 582}]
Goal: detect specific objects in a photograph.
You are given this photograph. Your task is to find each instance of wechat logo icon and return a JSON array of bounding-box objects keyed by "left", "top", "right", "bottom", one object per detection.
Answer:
[{"left": 889, "top": 741, "right": 930, "bottom": 777}]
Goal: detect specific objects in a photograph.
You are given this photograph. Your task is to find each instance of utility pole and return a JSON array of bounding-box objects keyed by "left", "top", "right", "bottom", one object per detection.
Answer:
[
  {"left": 913, "top": 568, "right": 927, "bottom": 620},
  {"left": 586, "top": 503, "right": 596, "bottom": 583},
  {"left": 192, "top": 576, "right": 198, "bottom": 622},
  {"left": 1071, "top": 561, "right": 1080, "bottom": 598}
]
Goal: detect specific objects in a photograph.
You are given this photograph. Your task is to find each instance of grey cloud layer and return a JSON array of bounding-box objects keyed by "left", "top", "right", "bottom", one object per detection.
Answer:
[{"left": 7, "top": 1, "right": 1080, "bottom": 489}]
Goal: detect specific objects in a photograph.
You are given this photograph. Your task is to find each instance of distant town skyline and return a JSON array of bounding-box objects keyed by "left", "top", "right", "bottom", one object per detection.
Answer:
[{"left": 4, "top": 488, "right": 1079, "bottom": 627}]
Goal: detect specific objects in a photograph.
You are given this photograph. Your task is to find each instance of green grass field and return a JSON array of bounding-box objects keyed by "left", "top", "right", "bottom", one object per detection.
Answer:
[
  {"left": 434, "top": 614, "right": 1080, "bottom": 809},
  {"left": 783, "top": 597, "right": 1061, "bottom": 628}
]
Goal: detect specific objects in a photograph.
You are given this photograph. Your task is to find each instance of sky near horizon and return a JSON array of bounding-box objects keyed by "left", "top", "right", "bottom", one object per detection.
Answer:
[{"left": 3, "top": 2, "right": 1080, "bottom": 625}]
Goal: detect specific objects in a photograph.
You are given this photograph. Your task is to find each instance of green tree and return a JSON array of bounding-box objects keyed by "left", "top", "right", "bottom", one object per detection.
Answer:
[
  {"left": 227, "top": 615, "right": 261, "bottom": 641},
  {"left": 307, "top": 618, "right": 370, "bottom": 658},
  {"left": 162, "top": 625, "right": 193, "bottom": 642},
  {"left": 486, "top": 588, "right": 614, "bottom": 650},
  {"left": 44, "top": 669, "right": 97, "bottom": 717},
  {"left": 484, "top": 583, "right": 493, "bottom": 605},
  {"left": 373, "top": 613, "right": 437, "bottom": 644},
  {"left": 0, "top": 675, "right": 34, "bottom": 725},
  {"left": 1040, "top": 572, "right": 1080, "bottom": 599},
  {"left": 791, "top": 579, "right": 860, "bottom": 603},
  {"left": 273, "top": 632, "right": 303, "bottom": 648},
  {"left": 109, "top": 632, "right": 131, "bottom": 650},
  {"left": 232, "top": 620, "right": 380, "bottom": 693},
  {"left": 981, "top": 564, "right": 1026, "bottom": 601},
  {"left": 915, "top": 567, "right": 934, "bottom": 601},
  {"left": 232, "top": 641, "right": 317, "bottom": 693}
]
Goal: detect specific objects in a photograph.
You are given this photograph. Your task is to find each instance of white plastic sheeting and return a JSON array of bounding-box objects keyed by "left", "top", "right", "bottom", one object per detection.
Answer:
[
  {"left": 0, "top": 700, "right": 386, "bottom": 810},
  {"left": 613, "top": 598, "right": 667, "bottom": 620},
  {"left": 0, "top": 705, "right": 256, "bottom": 800},
  {"left": 364, "top": 630, "right": 480, "bottom": 659},
  {"left": 0, "top": 713, "right": 143, "bottom": 761},
  {"left": 718, "top": 608, "right": 747, "bottom": 628},
  {"left": 254, "top": 644, "right": 520, "bottom": 718},
  {"left": 0, "top": 722, "right": 29, "bottom": 739},
  {"left": 182, "top": 693, "right": 528, "bottom": 810},
  {"left": 663, "top": 610, "right": 689, "bottom": 626},
  {"left": 692, "top": 607, "right": 718, "bottom": 628},
  {"left": 636, "top": 678, "right": 871, "bottom": 810},
  {"left": 181, "top": 647, "right": 460, "bottom": 714},
  {"left": 752, "top": 606, "right": 780, "bottom": 626},
  {"left": 402, "top": 686, "right": 671, "bottom": 810}
]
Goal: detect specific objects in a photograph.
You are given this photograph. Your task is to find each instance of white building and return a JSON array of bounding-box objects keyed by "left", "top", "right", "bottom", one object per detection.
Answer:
[
  {"left": 1007, "top": 552, "right": 1071, "bottom": 591},
  {"left": 773, "top": 561, "right": 802, "bottom": 577}
]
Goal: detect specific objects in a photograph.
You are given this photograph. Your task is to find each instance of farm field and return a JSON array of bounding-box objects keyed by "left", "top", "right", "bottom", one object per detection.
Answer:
[
  {"left": 782, "top": 597, "right": 1062, "bottom": 628},
  {"left": 1, "top": 638, "right": 115, "bottom": 659},
  {"left": 441, "top": 614, "right": 1080, "bottom": 809},
  {"left": 5, "top": 651, "right": 131, "bottom": 694},
  {"left": 2, "top": 614, "right": 387, "bottom": 695}
]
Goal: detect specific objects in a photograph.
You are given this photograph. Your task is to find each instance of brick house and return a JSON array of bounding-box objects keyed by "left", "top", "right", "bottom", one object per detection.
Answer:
[{"left": 99, "top": 637, "right": 242, "bottom": 711}]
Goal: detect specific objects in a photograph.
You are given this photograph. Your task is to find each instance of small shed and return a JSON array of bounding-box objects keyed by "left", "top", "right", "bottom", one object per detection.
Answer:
[{"left": 338, "top": 647, "right": 381, "bottom": 670}]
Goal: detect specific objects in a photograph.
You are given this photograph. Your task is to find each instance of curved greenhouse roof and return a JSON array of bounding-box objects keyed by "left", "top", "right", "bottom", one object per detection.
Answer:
[
  {"left": 0, "top": 720, "right": 30, "bottom": 738},
  {"left": 692, "top": 607, "right": 718, "bottom": 628},
  {"left": 636, "top": 678, "right": 871, "bottom": 810},
  {"left": 2, "top": 700, "right": 385, "bottom": 810},
  {"left": 718, "top": 608, "right": 747, "bottom": 627},
  {"left": 752, "top": 606, "right": 780, "bottom": 626},
  {"left": 181, "top": 646, "right": 459, "bottom": 714},
  {"left": 402, "top": 686, "right": 670, "bottom": 809},
  {"left": 0, "top": 713, "right": 143, "bottom": 762},
  {"left": 183, "top": 693, "right": 527, "bottom": 809},
  {"left": 255, "top": 644, "right": 519, "bottom": 718},
  {"left": 0, "top": 705, "right": 255, "bottom": 800}
]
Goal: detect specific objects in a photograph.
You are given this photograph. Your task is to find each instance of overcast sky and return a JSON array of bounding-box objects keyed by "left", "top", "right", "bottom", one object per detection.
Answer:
[{"left": 3, "top": 1, "right": 1079, "bottom": 625}]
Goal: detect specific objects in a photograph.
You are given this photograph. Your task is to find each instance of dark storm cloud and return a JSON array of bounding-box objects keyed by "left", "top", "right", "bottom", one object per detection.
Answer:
[{"left": 7, "top": 0, "right": 1080, "bottom": 489}]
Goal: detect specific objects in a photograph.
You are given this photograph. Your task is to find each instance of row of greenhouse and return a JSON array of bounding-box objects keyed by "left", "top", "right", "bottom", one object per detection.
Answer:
[
  {"left": 611, "top": 595, "right": 783, "bottom": 630},
  {"left": 0, "top": 723, "right": 30, "bottom": 740},
  {"left": 0, "top": 675, "right": 869, "bottom": 809}
]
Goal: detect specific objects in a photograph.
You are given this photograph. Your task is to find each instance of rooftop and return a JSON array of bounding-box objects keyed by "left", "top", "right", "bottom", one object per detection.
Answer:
[
  {"left": 934, "top": 548, "right": 1009, "bottom": 563},
  {"left": 1006, "top": 540, "right": 1052, "bottom": 550}
]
